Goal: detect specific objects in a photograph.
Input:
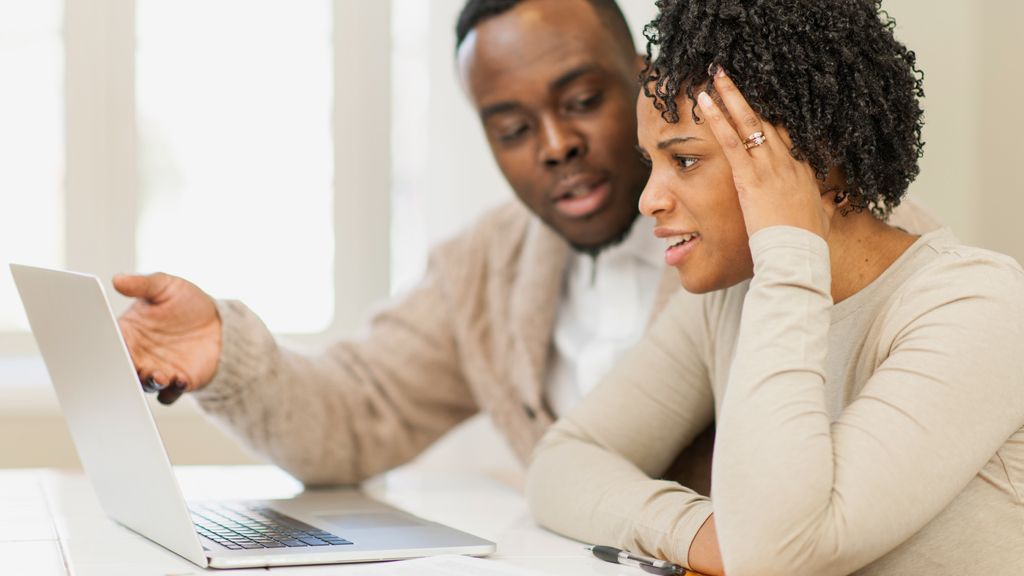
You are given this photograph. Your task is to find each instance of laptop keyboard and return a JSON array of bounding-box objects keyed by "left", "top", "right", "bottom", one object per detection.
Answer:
[{"left": 190, "top": 503, "right": 353, "bottom": 550}]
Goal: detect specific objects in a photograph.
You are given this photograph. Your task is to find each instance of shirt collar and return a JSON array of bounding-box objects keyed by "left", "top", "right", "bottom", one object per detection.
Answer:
[
  {"left": 595, "top": 215, "right": 664, "bottom": 269},
  {"left": 565, "top": 216, "right": 665, "bottom": 284}
]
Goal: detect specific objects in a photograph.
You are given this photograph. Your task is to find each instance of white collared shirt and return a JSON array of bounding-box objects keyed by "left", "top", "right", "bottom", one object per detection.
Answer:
[{"left": 545, "top": 217, "right": 666, "bottom": 417}]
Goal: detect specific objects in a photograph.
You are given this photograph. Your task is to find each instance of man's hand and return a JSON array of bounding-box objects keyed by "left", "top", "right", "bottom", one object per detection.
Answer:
[{"left": 114, "top": 273, "right": 222, "bottom": 404}]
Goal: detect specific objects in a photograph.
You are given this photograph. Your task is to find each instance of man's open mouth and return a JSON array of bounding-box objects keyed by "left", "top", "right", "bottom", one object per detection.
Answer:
[{"left": 550, "top": 175, "right": 610, "bottom": 219}]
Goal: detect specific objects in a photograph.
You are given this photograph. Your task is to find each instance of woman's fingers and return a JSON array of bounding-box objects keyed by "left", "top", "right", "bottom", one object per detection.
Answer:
[
  {"left": 775, "top": 125, "right": 795, "bottom": 150},
  {"left": 696, "top": 91, "right": 754, "bottom": 177},
  {"left": 711, "top": 69, "right": 766, "bottom": 139},
  {"left": 697, "top": 69, "right": 830, "bottom": 238},
  {"left": 709, "top": 68, "right": 786, "bottom": 157}
]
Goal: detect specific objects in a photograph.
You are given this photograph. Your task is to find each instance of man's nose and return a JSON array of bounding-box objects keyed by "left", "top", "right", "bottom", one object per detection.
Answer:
[{"left": 538, "top": 118, "right": 586, "bottom": 167}]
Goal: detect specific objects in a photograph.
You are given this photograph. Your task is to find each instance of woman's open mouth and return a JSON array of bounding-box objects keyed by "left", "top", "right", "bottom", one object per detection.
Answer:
[{"left": 663, "top": 232, "right": 701, "bottom": 266}]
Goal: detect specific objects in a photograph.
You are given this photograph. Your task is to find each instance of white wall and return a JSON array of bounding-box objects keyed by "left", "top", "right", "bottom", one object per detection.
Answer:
[
  {"left": 977, "top": 2, "right": 1024, "bottom": 263},
  {"left": 883, "top": 0, "right": 981, "bottom": 242},
  {"left": 884, "top": 1, "right": 1023, "bottom": 262}
]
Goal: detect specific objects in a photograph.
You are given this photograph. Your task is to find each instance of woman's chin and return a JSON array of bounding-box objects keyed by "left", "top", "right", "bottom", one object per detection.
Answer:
[
  {"left": 677, "top": 269, "right": 714, "bottom": 294},
  {"left": 678, "top": 265, "right": 754, "bottom": 294}
]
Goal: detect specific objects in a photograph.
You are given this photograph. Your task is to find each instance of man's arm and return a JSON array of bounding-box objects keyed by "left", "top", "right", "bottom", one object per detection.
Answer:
[
  {"left": 193, "top": 257, "right": 478, "bottom": 486},
  {"left": 117, "top": 245, "right": 480, "bottom": 486}
]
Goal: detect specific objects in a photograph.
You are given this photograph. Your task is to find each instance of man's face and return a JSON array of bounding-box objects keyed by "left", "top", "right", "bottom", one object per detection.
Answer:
[{"left": 457, "top": 0, "right": 649, "bottom": 251}]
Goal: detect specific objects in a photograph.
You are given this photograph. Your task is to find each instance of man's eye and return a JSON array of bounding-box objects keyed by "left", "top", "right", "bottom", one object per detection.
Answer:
[
  {"left": 567, "top": 92, "right": 603, "bottom": 113},
  {"left": 497, "top": 124, "right": 529, "bottom": 143}
]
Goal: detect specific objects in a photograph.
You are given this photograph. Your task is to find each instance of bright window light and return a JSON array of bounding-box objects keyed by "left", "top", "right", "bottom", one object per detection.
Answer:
[
  {"left": 135, "top": 0, "right": 334, "bottom": 333},
  {"left": 0, "top": 0, "right": 64, "bottom": 331}
]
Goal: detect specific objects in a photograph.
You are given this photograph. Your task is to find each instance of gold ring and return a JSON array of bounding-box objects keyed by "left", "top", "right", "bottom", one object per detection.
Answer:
[{"left": 743, "top": 131, "right": 767, "bottom": 150}]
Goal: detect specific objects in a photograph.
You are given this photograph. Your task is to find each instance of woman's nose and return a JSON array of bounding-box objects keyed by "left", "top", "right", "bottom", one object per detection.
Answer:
[{"left": 639, "top": 176, "right": 673, "bottom": 217}]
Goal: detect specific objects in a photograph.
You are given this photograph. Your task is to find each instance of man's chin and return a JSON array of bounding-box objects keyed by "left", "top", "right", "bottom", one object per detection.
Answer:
[{"left": 561, "top": 212, "right": 640, "bottom": 257}]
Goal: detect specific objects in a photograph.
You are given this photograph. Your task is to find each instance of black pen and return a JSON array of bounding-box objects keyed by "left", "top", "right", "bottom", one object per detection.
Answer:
[{"left": 586, "top": 545, "right": 685, "bottom": 575}]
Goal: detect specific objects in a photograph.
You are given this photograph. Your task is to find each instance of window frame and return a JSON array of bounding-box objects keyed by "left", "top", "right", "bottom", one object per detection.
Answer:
[{"left": 1, "top": 0, "right": 392, "bottom": 359}]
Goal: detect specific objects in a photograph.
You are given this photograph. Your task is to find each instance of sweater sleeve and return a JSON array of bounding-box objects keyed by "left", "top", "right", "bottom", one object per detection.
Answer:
[
  {"left": 191, "top": 247, "right": 478, "bottom": 487},
  {"left": 526, "top": 289, "right": 716, "bottom": 570},
  {"left": 713, "top": 226, "right": 1024, "bottom": 576}
]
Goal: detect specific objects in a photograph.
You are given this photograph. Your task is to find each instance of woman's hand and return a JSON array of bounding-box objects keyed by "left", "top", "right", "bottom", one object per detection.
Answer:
[
  {"left": 697, "top": 68, "right": 833, "bottom": 239},
  {"left": 689, "top": 513, "right": 725, "bottom": 575}
]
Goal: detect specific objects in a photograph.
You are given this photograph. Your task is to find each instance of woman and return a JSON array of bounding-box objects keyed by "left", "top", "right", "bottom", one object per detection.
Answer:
[{"left": 525, "top": 1, "right": 1024, "bottom": 575}]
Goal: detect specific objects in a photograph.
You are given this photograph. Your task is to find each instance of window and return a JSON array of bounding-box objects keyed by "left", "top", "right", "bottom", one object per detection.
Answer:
[
  {"left": 135, "top": 0, "right": 334, "bottom": 333},
  {"left": 389, "top": 0, "right": 431, "bottom": 294},
  {"left": 0, "top": 0, "right": 64, "bottom": 332},
  {"left": 1, "top": 0, "right": 391, "bottom": 360}
]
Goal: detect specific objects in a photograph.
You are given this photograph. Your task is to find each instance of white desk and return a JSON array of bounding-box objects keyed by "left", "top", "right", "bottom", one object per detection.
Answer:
[{"left": 0, "top": 465, "right": 655, "bottom": 576}]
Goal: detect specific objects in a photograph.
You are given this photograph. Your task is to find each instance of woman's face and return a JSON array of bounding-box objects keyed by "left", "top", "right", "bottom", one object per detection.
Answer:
[{"left": 636, "top": 91, "right": 754, "bottom": 293}]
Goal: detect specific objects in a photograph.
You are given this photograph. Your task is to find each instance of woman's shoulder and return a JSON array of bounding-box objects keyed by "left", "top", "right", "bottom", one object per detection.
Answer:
[
  {"left": 910, "top": 229, "right": 1024, "bottom": 290},
  {"left": 888, "top": 229, "right": 1024, "bottom": 322}
]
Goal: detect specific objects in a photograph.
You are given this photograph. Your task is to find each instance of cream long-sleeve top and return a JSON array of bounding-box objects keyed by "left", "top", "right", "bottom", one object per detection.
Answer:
[{"left": 526, "top": 226, "right": 1024, "bottom": 576}]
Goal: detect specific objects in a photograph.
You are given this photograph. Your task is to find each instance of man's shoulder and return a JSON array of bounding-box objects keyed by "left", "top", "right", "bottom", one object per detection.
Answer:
[
  {"left": 421, "top": 202, "right": 570, "bottom": 326},
  {"left": 431, "top": 201, "right": 552, "bottom": 268},
  {"left": 460, "top": 201, "right": 535, "bottom": 243}
]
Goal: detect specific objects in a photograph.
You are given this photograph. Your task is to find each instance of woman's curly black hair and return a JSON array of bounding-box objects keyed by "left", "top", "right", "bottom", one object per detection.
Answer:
[{"left": 641, "top": 0, "right": 926, "bottom": 217}]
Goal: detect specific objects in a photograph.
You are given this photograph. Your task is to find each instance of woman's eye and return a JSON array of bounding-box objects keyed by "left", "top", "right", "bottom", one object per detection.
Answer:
[{"left": 674, "top": 156, "right": 698, "bottom": 170}]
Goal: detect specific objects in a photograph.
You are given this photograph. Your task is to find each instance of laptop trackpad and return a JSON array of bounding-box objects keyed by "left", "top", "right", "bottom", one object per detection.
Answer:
[{"left": 315, "top": 512, "right": 425, "bottom": 530}]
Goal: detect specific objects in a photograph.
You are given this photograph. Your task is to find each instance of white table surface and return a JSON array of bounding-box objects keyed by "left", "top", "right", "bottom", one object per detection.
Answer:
[{"left": 0, "top": 465, "right": 648, "bottom": 576}]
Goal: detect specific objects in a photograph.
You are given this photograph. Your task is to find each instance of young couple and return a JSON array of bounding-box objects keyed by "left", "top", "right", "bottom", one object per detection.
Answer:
[{"left": 116, "top": 0, "right": 1022, "bottom": 574}]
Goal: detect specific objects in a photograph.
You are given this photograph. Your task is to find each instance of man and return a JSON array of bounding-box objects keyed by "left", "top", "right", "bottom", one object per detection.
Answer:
[{"left": 115, "top": 0, "right": 934, "bottom": 486}]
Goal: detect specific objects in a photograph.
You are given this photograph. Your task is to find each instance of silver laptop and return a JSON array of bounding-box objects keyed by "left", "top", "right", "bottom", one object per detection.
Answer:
[{"left": 10, "top": 263, "right": 495, "bottom": 569}]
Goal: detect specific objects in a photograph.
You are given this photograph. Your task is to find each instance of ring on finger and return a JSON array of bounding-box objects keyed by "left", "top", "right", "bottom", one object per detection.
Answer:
[{"left": 742, "top": 131, "right": 767, "bottom": 150}]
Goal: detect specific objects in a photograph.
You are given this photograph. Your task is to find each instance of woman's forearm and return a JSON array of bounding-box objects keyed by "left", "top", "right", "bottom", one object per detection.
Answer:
[
  {"left": 526, "top": 420, "right": 714, "bottom": 568},
  {"left": 712, "top": 227, "right": 1024, "bottom": 575}
]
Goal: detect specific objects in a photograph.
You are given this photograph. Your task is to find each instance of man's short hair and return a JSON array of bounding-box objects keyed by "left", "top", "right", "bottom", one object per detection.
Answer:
[{"left": 455, "top": 0, "right": 635, "bottom": 53}]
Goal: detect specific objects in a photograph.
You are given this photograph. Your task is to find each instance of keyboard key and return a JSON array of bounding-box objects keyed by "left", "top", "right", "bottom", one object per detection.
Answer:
[{"left": 190, "top": 503, "right": 351, "bottom": 551}]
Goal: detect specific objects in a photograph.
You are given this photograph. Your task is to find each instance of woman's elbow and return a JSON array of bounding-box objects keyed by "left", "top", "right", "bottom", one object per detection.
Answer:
[
  {"left": 524, "top": 434, "right": 565, "bottom": 524},
  {"left": 720, "top": 527, "right": 850, "bottom": 576}
]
